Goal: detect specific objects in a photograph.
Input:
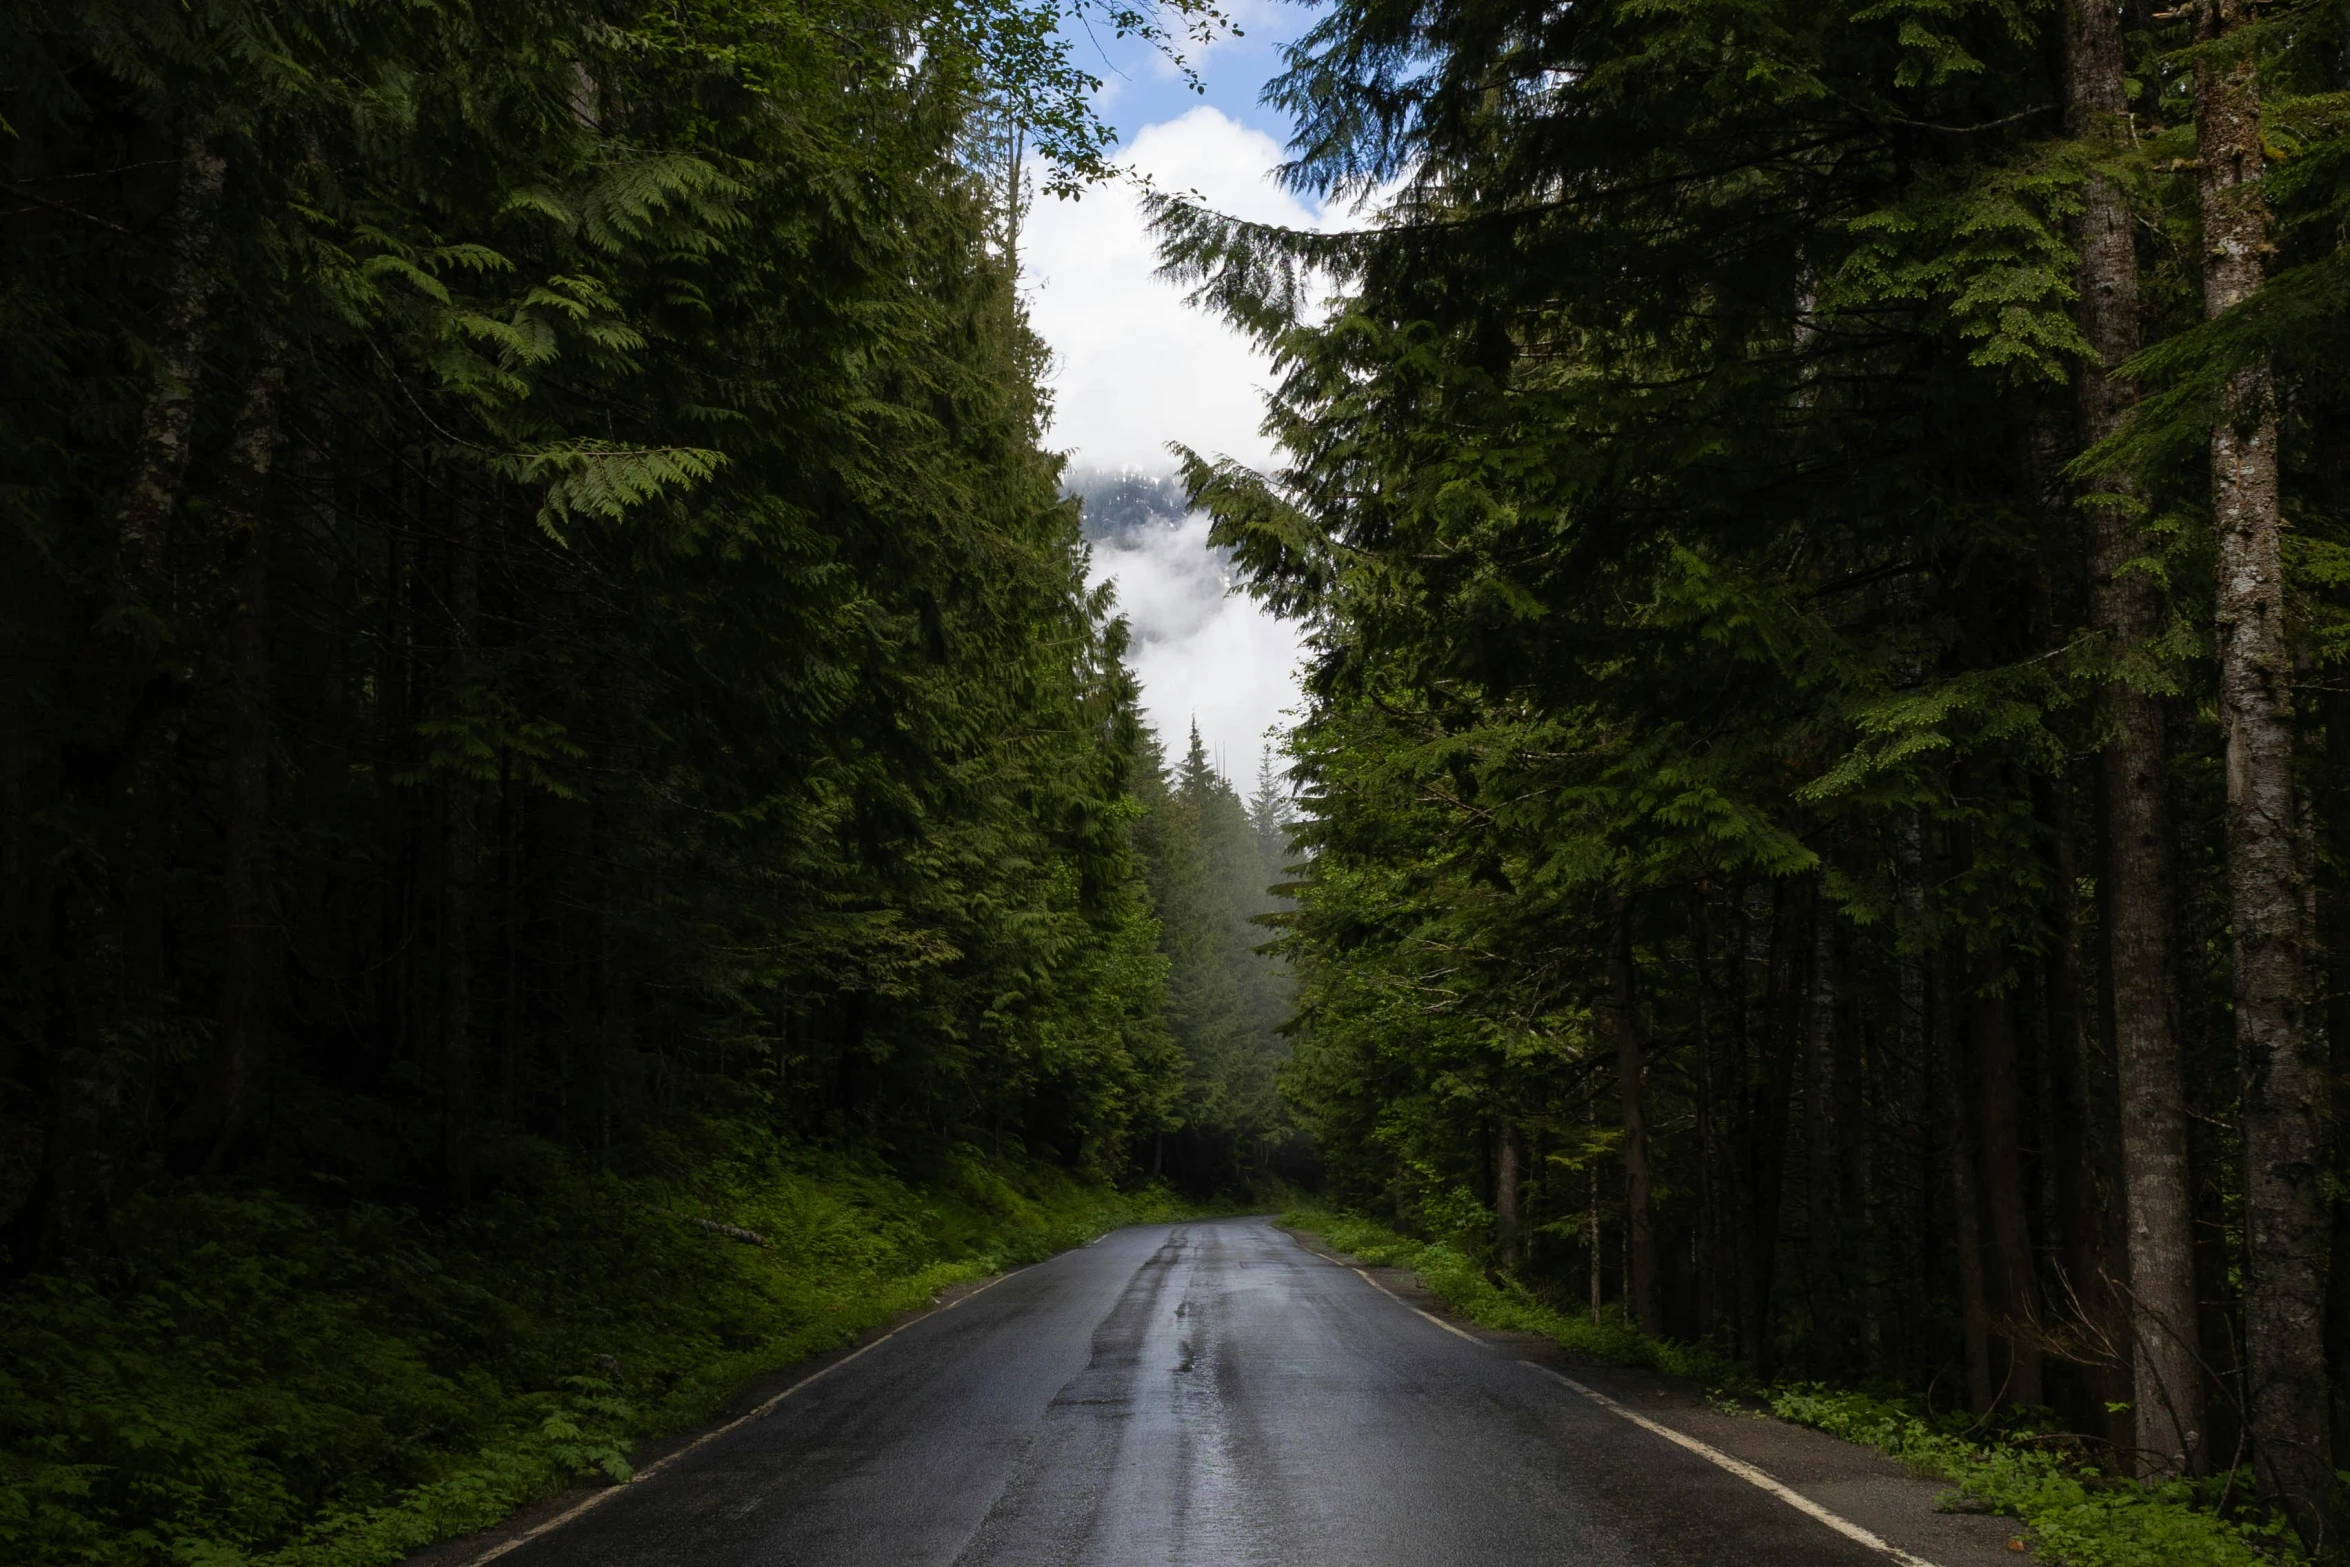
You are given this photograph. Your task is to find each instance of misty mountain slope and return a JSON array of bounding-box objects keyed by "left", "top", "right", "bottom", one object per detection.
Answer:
[
  {"left": 1063, "top": 469, "right": 1301, "bottom": 772},
  {"left": 1065, "top": 468, "right": 1195, "bottom": 544}
]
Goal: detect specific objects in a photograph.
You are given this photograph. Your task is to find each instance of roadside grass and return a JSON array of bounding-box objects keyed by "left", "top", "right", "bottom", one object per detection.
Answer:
[
  {"left": 1280, "top": 1206, "right": 2297, "bottom": 1567},
  {"left": 0, "top": 1123, "right": 1190, "bottom": 1567}
]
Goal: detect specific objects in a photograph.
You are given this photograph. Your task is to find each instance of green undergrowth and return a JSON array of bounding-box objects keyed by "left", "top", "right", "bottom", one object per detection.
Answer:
[
  {"left": 2, "top": 1125, "right": 1190, "bottom": 1567},
  {"left": 1281, "top": 1207, "right": 2296, "bottom": 1567}
]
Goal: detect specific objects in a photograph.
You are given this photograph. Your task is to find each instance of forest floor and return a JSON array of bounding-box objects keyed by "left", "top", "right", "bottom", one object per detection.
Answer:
[
  {"left": 0, "top": 1122, "right": 1198, "bottom": 1567},
  {"left": 1281, "top": 1212, "right": 2300, "bottom": 1567}
]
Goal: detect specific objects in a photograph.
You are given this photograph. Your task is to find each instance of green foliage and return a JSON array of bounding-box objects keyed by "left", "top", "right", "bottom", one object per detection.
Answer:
[
  {"left": 1769, "top": 1391, "right": 2298, "bottom": 1567},
  {"left": 0, "top": 1131, "right": 1187, "bottom": 1567},
  {"left": 1195, "top": 11, "right": 2350, "bottom": 1549},
  {"left": 1829, "top": 142, "right": 2096, "bottom": 382}
]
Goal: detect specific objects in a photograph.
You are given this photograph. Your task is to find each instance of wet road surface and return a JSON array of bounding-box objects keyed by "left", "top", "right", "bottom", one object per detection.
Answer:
[{"left": 480, "top": 1217, "right": 1944, "bottom": 1566}]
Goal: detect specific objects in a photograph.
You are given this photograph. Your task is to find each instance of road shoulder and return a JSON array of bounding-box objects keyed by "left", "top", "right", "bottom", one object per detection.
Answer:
[
  {"left": 397, "top": 1270, "right": 1018, "bottom": 1567},
  {"left": 1278, "top": 1226, "right": 2034, "bottom": 1567}
]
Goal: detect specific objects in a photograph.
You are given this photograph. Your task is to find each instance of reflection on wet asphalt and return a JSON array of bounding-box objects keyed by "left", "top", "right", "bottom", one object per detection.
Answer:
[{"left": 489, "top": 1217, "right": 1893, "bottom": 1566}]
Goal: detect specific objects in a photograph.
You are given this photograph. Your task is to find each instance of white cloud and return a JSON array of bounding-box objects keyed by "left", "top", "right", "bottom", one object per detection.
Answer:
[
  {"left": 1087, "top": 514, "right": 1305, "bottom": 777},
  {"left": 1027, "top": 106, "right": 1320, "bottom": 774},
  {"left": 1023, "top": 106, "right": 1318, "bottom": 473}
]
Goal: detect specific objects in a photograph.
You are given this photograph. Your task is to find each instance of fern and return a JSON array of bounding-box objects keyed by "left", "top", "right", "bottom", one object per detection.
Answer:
[{"left": 490, "top": 442, "right": 728, "bottom": 538}]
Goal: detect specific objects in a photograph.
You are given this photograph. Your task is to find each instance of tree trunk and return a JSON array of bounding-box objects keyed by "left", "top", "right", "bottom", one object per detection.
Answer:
[
  {"left": 2042, "top": 773, "right": 2122, "bottom": 1434},
  {"left": 1612, "top": 897, "right": 1660, "bottom": 1337},
  {"left": 1743, "top": 882, "right": 1800, "bottom": 1372},
  {"left": 116, "top": 139, "right": 226, "bottom": 586},
  {"left": 1944, "top": 943, "right": 1995, "bottom": 1414},
  {"left": 1837, "top": 936, "right": 1875, "bottom": 1367},
  {"left": 1496, "top": 1117, "right": 1523, "bottom": 1269},
  {"left": 1693, "top": 884, "right": 1730, "bottom": 1341},
  {"left": 1896, "top": 816, "right": 1937, "bottom": 1386},
  {"left": 2196, "top": 2, "right": 2332, "bottom": 1540},
  {"left": 1975, "top": 972, "right": 2045, "bottom": 1408},
  {"left": 189, "top": 361, "right": 284, "bottom": 1168},
  {"left": 2326, "top": 680, "right": 2350, "bottom": 1474},
  {"left": 2324, "top": 427, "right": 2350, "bottom": 1486},
  {"left": 1589, "top": 1093, "right": 1604, "bottom": 1323},
  {"left": 497, "top": 754, "right": 522, "bottom": 1123},
  {"left": 33, "top": 142, "right": 234, "bottom": 1254},
  {"left": 1806, "top": 878, "right": 1847, "bottom": 1374},
  {"left": 439, "top": 502, "right": 480, "bottom": 1203},
  {"left": 2323, "top": 52, "right": 2350, "bottom": 1503},
  {"left": 2067, "top": 0, "right": 2207, "bottom": 1480},
  {"left": 1004, "top": 120, "right": 1027, "bottom": 282}
]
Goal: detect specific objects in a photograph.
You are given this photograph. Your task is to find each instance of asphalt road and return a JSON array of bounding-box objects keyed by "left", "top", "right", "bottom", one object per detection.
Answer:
[{"left": 478, "top": 1217, "right": 1950, "bottom": 1567}]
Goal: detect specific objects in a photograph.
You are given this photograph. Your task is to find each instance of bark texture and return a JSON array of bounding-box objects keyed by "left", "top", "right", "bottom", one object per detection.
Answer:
[
  {"left": 2327, "top": 681, "right": 2350, "bottom": 1471},
  {"left": 2067, "top": 0, "right": 2208, "bottom": 1476},
  {"left": 37, "top": 140, "right": 232, "bottom": 1250},
  {"left": 1740, "top": 886, "right": 1799, "bottom": 1371},
  {"left": 1806, "top": 883, "right": 1850, "bottom": 1374},
  {"left": 1588, "top": 1098, "right": 1605, "bottom": 1324},
  {"left": 2197, "top": 2, "right": 2332, "bottom": 1540},
  {"left": 2042, "top": 775, "right": 2125, "bottom": 1443}
]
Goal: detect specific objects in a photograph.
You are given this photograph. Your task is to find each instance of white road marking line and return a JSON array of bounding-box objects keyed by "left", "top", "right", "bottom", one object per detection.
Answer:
[
  {"left": 1319, "top": 1243, "right": 1949, "bottom": 1567},
  {"left": 1346, "top": 1266, "right": 1484, "bottom": 1343},
  {"left": 1524, "top": 1364, "right": 1947, "bottom": 1567},
  {"left": 451, "top": 1269, "right": 1021, "bottom": 1567},
  {"left": 1411, "top": 1303, "right": 1481, "bottom": 1341},
  {"left": 1342, "top": 1264, "right": 1481, "bottom": 1343}
]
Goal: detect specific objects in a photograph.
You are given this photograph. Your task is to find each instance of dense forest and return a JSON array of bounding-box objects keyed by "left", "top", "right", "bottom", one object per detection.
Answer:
[
  {"left": 30, "top": 0, "right": 2350, "bottom": 1556},
  {"left": 0, "top": 0, "right": 1291, "bottom": 1559},
  {"left": 1163, "top": 0, "right": 2350, "bottom": 1552},
  {"left": 0, "top": 0, "right": 1316, "bottom": 1245},
  {"left": 1131, "top": 723, "right": 1301, "bottom": 1189},
  {"left": 1070, "top": 467, "right": 1302, "bottom": 1190}
]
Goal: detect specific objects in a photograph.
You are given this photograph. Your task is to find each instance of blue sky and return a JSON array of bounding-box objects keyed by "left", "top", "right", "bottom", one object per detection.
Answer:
[{"left": 1071, "top": 0, "right": 1318, "bottom": 149}]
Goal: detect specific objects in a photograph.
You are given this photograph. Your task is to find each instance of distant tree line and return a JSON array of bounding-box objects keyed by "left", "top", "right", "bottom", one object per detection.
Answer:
[
  {"left": 1166, "top": 0, "right": 2350, "bottom": 1547},
  {"left": 1131, "top": 728, "right": 1300, "bottom": 1191}
]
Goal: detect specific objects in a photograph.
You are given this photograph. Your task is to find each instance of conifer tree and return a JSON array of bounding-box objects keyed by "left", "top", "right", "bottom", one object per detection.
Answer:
[{"left": 2191, "top": 0, "right": 2329, "bottom": 1536}]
